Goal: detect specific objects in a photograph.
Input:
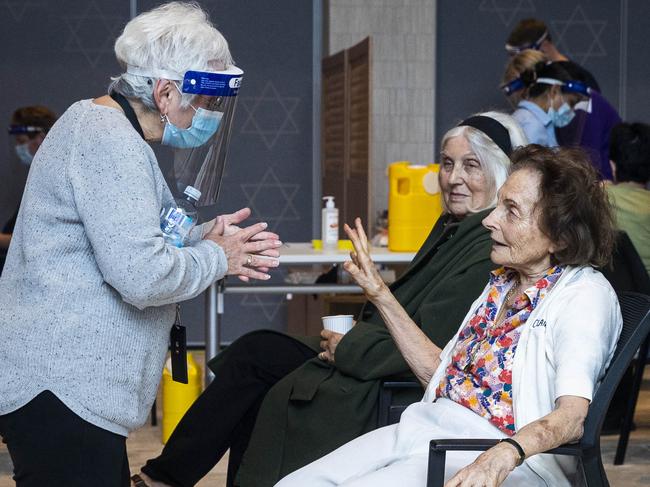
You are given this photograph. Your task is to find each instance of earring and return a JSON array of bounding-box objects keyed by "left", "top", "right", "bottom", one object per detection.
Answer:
[{"left": 160, "top": 113, "right": 168, "bottom": 124}]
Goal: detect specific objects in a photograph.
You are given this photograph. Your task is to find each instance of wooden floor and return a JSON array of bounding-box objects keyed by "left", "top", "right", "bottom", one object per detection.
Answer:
[{"left": 1, "top": 367, "right": 649, "bottom": 486}]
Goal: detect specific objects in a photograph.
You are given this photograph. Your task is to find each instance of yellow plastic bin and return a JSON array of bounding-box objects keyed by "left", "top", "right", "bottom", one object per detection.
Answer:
[
  {"left": 388, "top": 162, "right": 443, "bottom": 252},
  {"left": 161, "top": 353, "right": 202, "bottom": 443}
]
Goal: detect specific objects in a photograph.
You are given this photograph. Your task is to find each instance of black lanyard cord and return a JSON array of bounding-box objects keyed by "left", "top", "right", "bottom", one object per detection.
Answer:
[{"left": 109, "top": 92, "right": 146, "bottom": 140}]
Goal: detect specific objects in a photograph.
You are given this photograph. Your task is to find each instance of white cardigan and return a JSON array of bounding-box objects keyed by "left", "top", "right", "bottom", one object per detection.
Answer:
[{"left": 423, "top": 266, "right": 622, "bottom": 486}]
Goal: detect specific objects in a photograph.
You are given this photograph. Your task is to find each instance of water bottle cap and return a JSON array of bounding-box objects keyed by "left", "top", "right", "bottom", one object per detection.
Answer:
[{"left": 183, "top": 185, "right": 202, "bottom": 202}]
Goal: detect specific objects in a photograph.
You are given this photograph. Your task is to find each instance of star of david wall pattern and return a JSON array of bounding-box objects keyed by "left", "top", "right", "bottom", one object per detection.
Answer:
[
  {"left": 0, "top": 0, "right": 319, "bottom": 345},
  {"left": 1, "top": 0, "right": 649, "bottom": 345}
]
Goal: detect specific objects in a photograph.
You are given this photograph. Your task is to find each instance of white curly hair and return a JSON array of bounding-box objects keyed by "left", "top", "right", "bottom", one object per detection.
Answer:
[{"left": 108, "top": 2, "right": 233, "bottom": 110}]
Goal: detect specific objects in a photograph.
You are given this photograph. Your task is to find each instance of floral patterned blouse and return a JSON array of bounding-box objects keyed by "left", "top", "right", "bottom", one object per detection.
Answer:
[{"left": 435, "top": 265, "right": 564, "bottom": 435}]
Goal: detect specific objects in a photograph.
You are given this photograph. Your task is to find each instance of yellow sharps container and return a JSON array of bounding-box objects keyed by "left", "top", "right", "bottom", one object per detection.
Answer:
[
  {"left": 161, "top": 353, "right": 202, "bottom": 443},
  {"left": 388, "top": 162, "right": 443, "bottom": 252}
]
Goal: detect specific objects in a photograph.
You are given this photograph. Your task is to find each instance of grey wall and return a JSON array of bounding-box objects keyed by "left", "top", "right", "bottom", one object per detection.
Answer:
[
  {"left": 0, "top": 0, "right": 321, "bottom": 345},
  {"left": 0, "top": 0, "right": 128, "bottom": 229},
  {"left": 435, "top": 0, "right": 650, "bottom": 149}
]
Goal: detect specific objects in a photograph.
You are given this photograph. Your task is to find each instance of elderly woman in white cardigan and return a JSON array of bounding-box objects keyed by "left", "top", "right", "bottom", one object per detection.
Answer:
[{"left": 277, "top": 145, "right": 622, "bottom": 487}]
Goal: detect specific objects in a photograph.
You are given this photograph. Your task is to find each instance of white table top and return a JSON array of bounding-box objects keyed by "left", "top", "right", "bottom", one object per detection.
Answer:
[{"left": 279, "top": 242, "right": 416, "bottom": 264}]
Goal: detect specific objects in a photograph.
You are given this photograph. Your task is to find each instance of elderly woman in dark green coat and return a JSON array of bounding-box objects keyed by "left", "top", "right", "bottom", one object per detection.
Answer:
[{"left": 134, "top": 112, "right": 528, "bottom": 487}]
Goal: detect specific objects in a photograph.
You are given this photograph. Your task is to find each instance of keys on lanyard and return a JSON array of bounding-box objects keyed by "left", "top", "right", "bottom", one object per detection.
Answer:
[{"left": 169, "top": 304, "right": 188, "bottom": 383}]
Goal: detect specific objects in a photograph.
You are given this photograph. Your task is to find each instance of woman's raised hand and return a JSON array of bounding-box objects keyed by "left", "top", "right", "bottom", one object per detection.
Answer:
[
  {"left": 343, "top": 218, "right": 387, "bottom": 302},
  {"left": 204, "top": 214, "right": 281, "bottom": 281}
]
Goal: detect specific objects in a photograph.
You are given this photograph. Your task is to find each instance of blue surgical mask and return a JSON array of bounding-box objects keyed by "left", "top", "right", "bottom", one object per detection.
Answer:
[
  {"left": 548, "top": 102, "right": 575, "bottom": 128},
  {"left": 161, "top": 83, "right": 223, "bottom": 151},
  {"left": 162, "top": 107, "right": 222, "bottom": 149},
  {"left": 15, "top": 143, "right": 34, "bottom": 165}
]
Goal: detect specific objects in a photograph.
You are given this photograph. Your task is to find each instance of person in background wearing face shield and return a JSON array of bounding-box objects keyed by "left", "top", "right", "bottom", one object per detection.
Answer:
[
  {"left": 1, "top": 106, "right": 57, "bottom": 262},
  {"left": 504, "top": 19, "right": 621, "bottom": 180},
  {"left": 508, "top": 61, "right": 584, "bottom": 147},
  {"left": 499, "top": 49, "right": 547, "bottom": 109},
  {"left": 0, "top": 3, "right": 282, "bottom": 486},
  {"left": 505, "top": 18, "right": 600, "bottom": 92},
  {"left": 8, "top": 106, "right": 56, "bottom": 167}
]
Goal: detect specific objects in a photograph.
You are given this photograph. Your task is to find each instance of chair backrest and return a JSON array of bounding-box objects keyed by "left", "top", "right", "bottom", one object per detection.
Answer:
[
  {"left": 580, "top": 292, "right": 650, "bottom": 449},
  {"left": 600, "top": 231, "right": 650, "bottom": 295}
]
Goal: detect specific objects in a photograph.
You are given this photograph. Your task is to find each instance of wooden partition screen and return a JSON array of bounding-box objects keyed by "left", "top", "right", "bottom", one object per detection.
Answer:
[{"left": 321, "top": 37, "right": 371, "bottom": 236}]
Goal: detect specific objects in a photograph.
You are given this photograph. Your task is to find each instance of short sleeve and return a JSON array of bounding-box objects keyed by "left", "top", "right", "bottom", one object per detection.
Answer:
[{"left": 551, "top": 279, "right": 622, "bottom": 401}]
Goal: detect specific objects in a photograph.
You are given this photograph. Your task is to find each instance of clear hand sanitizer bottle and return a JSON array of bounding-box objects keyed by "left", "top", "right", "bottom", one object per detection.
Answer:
[
  {"left": 321, "top": 196, "right": 339, "bottom": 251},
  {"left": 160, "top": 186, "right": 202, "bottom": 248}
]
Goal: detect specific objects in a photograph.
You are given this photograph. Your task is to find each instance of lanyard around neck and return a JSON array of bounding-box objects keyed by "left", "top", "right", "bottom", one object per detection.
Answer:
[{"left": 109, "top": 92, "right": 145, "bottom": 140}]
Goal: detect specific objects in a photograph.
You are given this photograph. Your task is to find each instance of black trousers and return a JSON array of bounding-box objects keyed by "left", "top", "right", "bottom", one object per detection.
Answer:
[
  {"left": 142, "top": 330, "right": 317, "bottom": 487},
  {"left": 0, "top": 390, "right": 129, "bottom": 487}
]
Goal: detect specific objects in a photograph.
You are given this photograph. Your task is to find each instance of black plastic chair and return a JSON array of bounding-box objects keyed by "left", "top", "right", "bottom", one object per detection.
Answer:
[
  {"left": 600, "top": 231, "right": 650, "bottom": 464},
  {"left": 426, "top": 292, "right": 650, "bottom": 487},
  {"left": 378, "top": 377, "right": 422, "bottom": 427},
  {"left": 616, "top": 332, "right": 650, "bottom": 464}
]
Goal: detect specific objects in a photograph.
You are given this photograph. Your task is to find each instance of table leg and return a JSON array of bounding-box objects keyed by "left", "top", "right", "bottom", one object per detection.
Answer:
[{"left": 204, "top": 279, "right": 224, "bottom": 385}]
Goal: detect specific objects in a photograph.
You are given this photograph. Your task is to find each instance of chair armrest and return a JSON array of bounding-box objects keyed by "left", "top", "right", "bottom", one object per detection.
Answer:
[
  {"left": 382, "top": 379, "right": 422, "bottom": 389},
  {"left": 429, "top": 438, "right": 582, "bottom": 456},
  {"left": 427, "top": 439, "right": 583, "bottom": 487},
  {"left": 430, "top": 438, "right": 500, "bottom": 452}
]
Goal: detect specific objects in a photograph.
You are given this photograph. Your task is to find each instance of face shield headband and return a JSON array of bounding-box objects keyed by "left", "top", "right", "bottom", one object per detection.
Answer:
[
  {"left": 126, "top": 64, "right": 243, "bottom": 207},
  {"left": 505, "top": 30, "right": 549, "bottom": 55},
  {"left": 535, "top": 77, "right": 592, "bottom": 97},
  {"left": 8, "top": 125, "right": 44, "bottom": 136},
  {"left": 500, "top": 77, "right": 525, "bottom": 96}
]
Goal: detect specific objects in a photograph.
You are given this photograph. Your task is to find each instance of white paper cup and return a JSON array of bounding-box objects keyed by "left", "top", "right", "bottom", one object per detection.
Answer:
[{"left": 322, "top": 314, "right": 354, "bottom": 334}]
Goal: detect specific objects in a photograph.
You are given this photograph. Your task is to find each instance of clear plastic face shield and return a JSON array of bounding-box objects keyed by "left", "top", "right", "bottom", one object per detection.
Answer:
[
  {"left": 562, "top": 80, "right": 593, "bottom": 113},
  {"left": 500, "top": 76, "right": 591, "bottom": 111},
  {"left": 534, "top": 77, "right": 591, "bottom": 127},
  {"left": 536, "top": 77, "right": 592, "bottom": 100},
  {"left": 172, "top": 67, "right": 243, "bottom": 206},
  {"left": 127, "top": 64, "right": 243, "bottom": 206},
  {"left": 505, "top": 30, "right": 549, "bottom": 56}
]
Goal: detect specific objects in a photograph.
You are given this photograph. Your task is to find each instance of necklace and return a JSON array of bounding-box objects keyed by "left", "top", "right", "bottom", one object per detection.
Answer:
[{"left": 494, "top": 277, "right": 520, "bottom": 326}]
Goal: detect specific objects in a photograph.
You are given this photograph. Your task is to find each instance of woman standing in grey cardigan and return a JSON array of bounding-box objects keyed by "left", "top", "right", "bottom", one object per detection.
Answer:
[{"left": 0, "top": 3, "right": 281, "bottom": 485}]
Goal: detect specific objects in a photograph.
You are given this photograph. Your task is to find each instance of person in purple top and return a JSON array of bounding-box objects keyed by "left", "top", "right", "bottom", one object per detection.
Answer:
[
  {"left": 554, "top": 73, "right": 621, "bottom": 180},
  {"left": 503, "top": 61, "right": 584, "bottom": 148},
  {"left": 505, "top": 18, "right": 622, "bottom": 180}
]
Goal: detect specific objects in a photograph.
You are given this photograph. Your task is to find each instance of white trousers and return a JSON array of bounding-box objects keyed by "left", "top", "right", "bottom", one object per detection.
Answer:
[{"left": 275, "top": 399, "right": 545, "bottom": 487}]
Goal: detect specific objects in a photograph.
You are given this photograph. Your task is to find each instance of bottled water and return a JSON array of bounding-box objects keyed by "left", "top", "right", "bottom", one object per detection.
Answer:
[{"left": 160, "top": 186, "right": 202, "bottom": 247}]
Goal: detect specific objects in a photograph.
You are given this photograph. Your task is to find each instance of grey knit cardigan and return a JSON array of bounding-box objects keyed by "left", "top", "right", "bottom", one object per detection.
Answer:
[{"left": 0, "top": 100, "right": 227, "bottom": 436}]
